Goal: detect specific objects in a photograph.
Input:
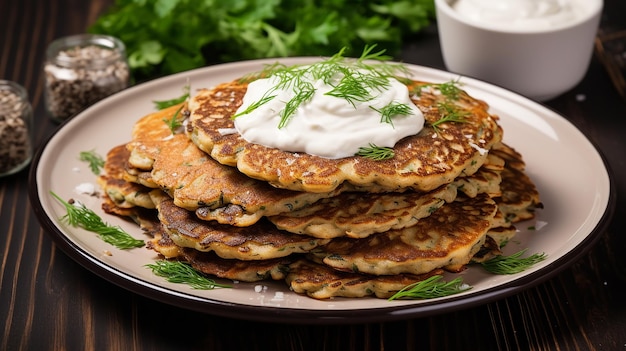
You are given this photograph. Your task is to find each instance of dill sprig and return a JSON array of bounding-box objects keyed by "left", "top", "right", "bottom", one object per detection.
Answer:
[
  {"left": 371, "top": 102, "right": 414, "bottom": 126},
  {"left": 162, "top": 104, "right": 185, "bottom": 134},
  {"left": 233, "top": 45, "right": 410, "bottom": 128},
  {"left": 413, "top": 78, "right": 463, "bottom": 101},
  {"left": 154, "top": 83, "right": 190, "bottom": 110},
  {"left": 355, "top": 143, "right": 395, "bottom": 160},
  {"left": 279, "top": 81, "right": 315, "bottom": 128},
  {"left": 50, "top": 191, "right": 145, "bottom": 249},
  {"left": 156, "top": 84, "right": 191, "bottom": 134},
  {"left": 437, "top": 78, "right": 463, "bottom": 100},
  {"left": 145, "top": 260, "right": 231, "bottom": 290},
  {"left": 388, "top": 275, "right": 471, "bottom": 301},
  {"left": 431, "top": 102, "right": 469, "bottom": 134},
  {"left": 232, "top": 92, "right": 277, "bottom": 120},
  {"left": 481, "top": 249, "right": 547, "bottom": 274},
  {"left": 79, "top": 150, "right": 105, "bottom": 175},
  {"left": 326, "top": 67, "right": 379, "bottom": 106}
]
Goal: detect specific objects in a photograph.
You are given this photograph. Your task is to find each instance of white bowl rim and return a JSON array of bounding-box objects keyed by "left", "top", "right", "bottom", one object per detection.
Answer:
[{"left": 435, "top": 0, "right": 603, "bottom": 34}]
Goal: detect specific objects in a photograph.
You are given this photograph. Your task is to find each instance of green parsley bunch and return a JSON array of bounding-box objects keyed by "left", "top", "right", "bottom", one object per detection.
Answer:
[{"left": 89, "top": 0, "right": 435, "bottom": 81}]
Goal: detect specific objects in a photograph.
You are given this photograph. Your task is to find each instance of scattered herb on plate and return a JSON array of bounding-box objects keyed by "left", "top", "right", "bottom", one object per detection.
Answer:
[
  {"left": 79, "top": 149, "right": 105, "bottom": 175},
  {"left": 163, "top": 104, "right": 186, "bottom": 134},
  {"left": 146, "top": 260, "right": 231, "bottom": 290},
  {"left": 388, "top": 275, "right": 471, "bottom": 300},
  {"left": 481, "top": 249, "right": 547, "bottom": 275},
  {"left": 154, "top": 83, "right": 190, "bottom": 110},
  {"left": 50, "top": 191, "right": 145, "bottom": 249}
]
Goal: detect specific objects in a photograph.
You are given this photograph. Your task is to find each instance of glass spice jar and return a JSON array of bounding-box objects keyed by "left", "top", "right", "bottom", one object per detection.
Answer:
[
  {"left": 43, "top": 34, "right": 130, "bottom": 123},
  {"left": 0, "top": 80, "right": 33, "bottom": 177}
]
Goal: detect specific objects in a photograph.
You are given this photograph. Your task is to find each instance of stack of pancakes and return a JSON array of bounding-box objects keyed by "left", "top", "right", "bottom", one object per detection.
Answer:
[{"left": 98, "top": 74, "right": 541, "bottom": 300}]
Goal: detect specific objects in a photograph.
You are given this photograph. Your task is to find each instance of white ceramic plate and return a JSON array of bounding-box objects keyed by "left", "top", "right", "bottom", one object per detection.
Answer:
[{"left": 30, "top": 59, "right": 613, "bottom": 324}]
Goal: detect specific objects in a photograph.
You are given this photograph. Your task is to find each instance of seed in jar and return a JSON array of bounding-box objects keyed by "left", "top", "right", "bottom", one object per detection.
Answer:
[
  {"left": 44, "top": 45, "right": 130, "bottom": 121},
  {"left": 0, "top": 89, "right": 31, "bottom": 174}
]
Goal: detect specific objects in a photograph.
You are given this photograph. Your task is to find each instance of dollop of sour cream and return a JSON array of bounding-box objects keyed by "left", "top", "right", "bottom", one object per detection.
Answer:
[
  {"left": 233, "top": 64, "right": 424, "bottom": 159},
  {"left": 451, "top": 0, "right": 586, "bottom": 30}
]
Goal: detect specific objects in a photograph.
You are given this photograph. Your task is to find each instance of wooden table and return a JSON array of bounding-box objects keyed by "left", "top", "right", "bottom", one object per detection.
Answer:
[{"left": 2, "top": 1, "right": 625, "bottom": 350}]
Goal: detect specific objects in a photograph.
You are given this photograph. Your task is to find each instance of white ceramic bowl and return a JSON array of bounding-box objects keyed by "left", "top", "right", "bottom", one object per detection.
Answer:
[{"left": 435, "top": 0, "right": 603, "bottom": 101}]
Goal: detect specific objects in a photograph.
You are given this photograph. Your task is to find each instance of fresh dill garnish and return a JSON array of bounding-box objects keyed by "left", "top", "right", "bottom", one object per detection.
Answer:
[
  {"left": 370, "top": 101, "right": 414, "bottom": 125},
  {"left": 50, "top": 191, "right": 145, "bottom": 249},
  {"left": 145, "top": 260, "right": 231, "bottom": 290},
  {"left": 153, "top": 83, "right": 190, "bottom": 110},
  {"left": 279, "top": 81, "right": 315, "bottom": 128},
  {"left": 78, "top": 150, "right": 105, "bottom": 175},
  {"left": 232, "top": 92, "right": 277, "bottom": 119},
  {"left": 481, "top": 249, "right": 547, "bottom": 274},
  {"left": 233, "top": 44, "right": 410, "bottom": 128},
  {"left": 356, "top": 143, "right": 395, "bottom": 160},
  {"left": 431, "top": 102, "right": 469, "bottom": 134},
  {"left": 163, "top": 104, "right": 185, "bottom": 134},
  {"left": 325, "top": 65, "right": 390, "bottom": 107},
  {"left": 413, "top": 78, "right": 463, "bottom": 101},
  {"left": 437, "top": 78, "right": 463, "bottom": 100},
  {"left": 388, "top": 275, "right": 471, "bottom": 300},
  {"left": 156, "top": 83, "right": 191, "bottom": 133}
]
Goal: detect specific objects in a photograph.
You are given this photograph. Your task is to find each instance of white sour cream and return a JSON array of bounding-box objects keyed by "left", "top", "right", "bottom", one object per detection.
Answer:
[
  {"left": 233, "top": 65, "right": 424, "bottom": 159},
  {"left": 451, "top": 0, "right": 587, "bottom": 30}
]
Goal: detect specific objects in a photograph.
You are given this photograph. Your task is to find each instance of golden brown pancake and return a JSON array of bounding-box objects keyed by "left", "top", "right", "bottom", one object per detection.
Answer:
[
  {"left": 268, "top": 184, "right": 457, "bottom": 239},
  {"left": 310, "top": 193, "right": 498, "bottom": 276},
  {"left": 94, "top": 63, "right": 543, "bottom": 301},
  {"left": 98, "top": 144, "right": 154, "bottom": 209},
  {"left": 285, "top": 259, "right": 445, "bottom": 299},
  {"left": 186, "top": 78, "right": 502, "bottom": 193},
  {"left": 181, "top": 249, "right": 292, "bottom": 282},
  {"left": 126, "top": 104, "right": 348, "bottom": 227},
  {"left": 150, "top": 190, "right": 329, "bottom": 261},
  {"left": 490, "top": 143, "right": 542, "bottom": 224},
  {"left": 142, "top": 214, "right": 291, "bottom": 281},
  {"left": 452, "top": 151, "right": 504, "bottom": 198},
  {"left": 267, "top": 147, "right": 507, "bottom": 239}
]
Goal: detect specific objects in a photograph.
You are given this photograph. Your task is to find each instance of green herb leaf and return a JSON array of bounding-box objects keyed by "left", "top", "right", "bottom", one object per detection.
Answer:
[
  {"left": 232, "top": 92, "right": 277, "bottom": 119},
  {"left": 154, "top": 84, "right": 190, "bottom": 110},
  {"left": 145, "top": 260, "right": 231, "bottom": 290},
  {"left": 356, "top": 143, "right": 395, "bottom": 160},
  {"left": 388, "top": 275, "right": 471, "bottom": 300},
  {"left": 437, "top": 78, "right": 463, "bottom": 100},
  {"left": 481, "top": 249, "right": 547, "bottom": 274},
  {"left": 79, "top": 150, "right": 105, "bottom": 175},
  {"left": 431, "top": 102, "right": 469, "bottom": 134},
  {"left": 413, "top": 78, "right": 463, "bottom": 101},
  {"left": 162, "top": 104, "right": 185, "bottom": 134},
  {"left": 279, "top": 82, "right": 315, "bottom": 128},
  {"left": 235, "top": 45, "right": 410, "bottom": 128},
  {"left": 50, "top": 191, "right": 145, "bottom": 249},
  {"left": 88, "top": 0, "right": 435, "bottom": 82},
  {"left": 370, "top": 101, "right": 414, "bottom": 126}
]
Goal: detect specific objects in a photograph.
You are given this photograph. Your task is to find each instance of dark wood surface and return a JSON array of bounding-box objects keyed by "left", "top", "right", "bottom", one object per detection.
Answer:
[{"left": 2, "top": 1, "right": 625, "bottom": 350}]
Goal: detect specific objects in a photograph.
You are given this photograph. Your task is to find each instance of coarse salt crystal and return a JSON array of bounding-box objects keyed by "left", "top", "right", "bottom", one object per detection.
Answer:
[{"left": 75, "top": 182, "right": 96, "bottom": 195}]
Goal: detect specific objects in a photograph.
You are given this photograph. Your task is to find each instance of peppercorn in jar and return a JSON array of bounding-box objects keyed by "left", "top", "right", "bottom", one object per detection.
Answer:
[
  {"left": 44, "top": 34, "right": 130, "bottom": 122},
  {"left": 0, "top": 80, "right": 33, "bottom": 177}
]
